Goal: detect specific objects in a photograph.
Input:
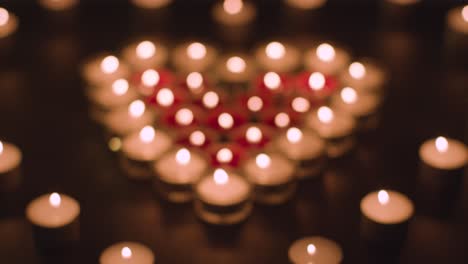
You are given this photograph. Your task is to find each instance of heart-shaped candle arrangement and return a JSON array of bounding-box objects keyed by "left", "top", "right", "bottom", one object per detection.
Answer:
[{"left": 82, "top": 40, "right": 386, "bottom": 225}]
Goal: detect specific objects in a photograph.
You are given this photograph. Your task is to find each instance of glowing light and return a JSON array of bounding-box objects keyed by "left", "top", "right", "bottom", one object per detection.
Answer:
[
  {"left": 187, "top": 42, "right": 207, "bottom": 60},
  {"left": 307, "top": 244, "right": 316, "bottom": 255},
  {"left": 308, "top": 72, "right": 326, "bottom": 91},
  {"left": 316, "top": 43, "right": 336, "bottom": 62},
  {"left": 121, "top": 247, "right": 132, "bottom": 259},
  {"left": 256, "top": 153, "right": 271, "bottom": 169},
  {"left": 100, "top": 56, "right": 119, "bottom": 74},
  {"left": 129, "top": 100, "right": 145, "bottom": 118},
  {"left": 186, "top": 72, "right": 203, "bottom": 91},
  {"left": 317, "top": 106, "right": 334, "bottom": 124},
  {"left": 246, "top": 126, "right": 263, "bottom": 143},
  {"left": 263, "top": 72, "right": 281, "bottom": 90},
  {"left": 435, "top": 136, "right": 449, "bottom": 153},
  {"left": 175, "top": 108, "right": 194, "bottom": 126},
  {"left": 226, "top": 56, "right": 246, "bottom": 73},
  {"left": 108, "top": 137, "right": 121, "bottom": 152},
  {"left": 176, "top": 148, "right": 191, "bottom": 165},
  {"left": 0, "top": 8, "right": 9, "bottom": 27},
  {"left": 462, "top": 5, "right": 468, "bottom": 22},
  {"left": 341, "top": 87, "right": 358, "bottom": 104},
  {"left": 218, "top": 112, "right": 234, "bottom": 129},
  {"left": 266, "top": 42, "right": 286, "bottom": 60},
  {"left": 156, "top": 88, "right": 175, "bottom": 107},
  {"left": 216, "top": 148, "right": 233, "bottom": 163},
  {"left": 349, "top": 62, "right": 366, "bottom": 80},
  {"left": 49, "top": 193, "right": 61, "bottom": 208},
  {"left": 139, "top": 126, "right": 155, "bottom": 143},
  {"left": 247, "top": 96, "right": 263, "bottom": 112},
  {"left": 202, "top": 91, "right": 220, "bottom": 109},
  {"left": 141, "top": 69, "right": 160, "bottom": 87},
  {"left": 189, "top": 130, "right": 206, "bottom": 147},
  {"left": 378, "top": 190, "right": 390, "bottom": 205},
  {"left": 274, "top": 112, "right": 290, "bottom": 128},
  {"left": 292, "top": 97, "right": 310, "bottom": 113},
  {"left": 287, "top": 127, "right": 302, "bottom": 143},
  {"left": 112, "top": 79, "right": 129, "bottom": 96},
  {"left": 0, "top": 141, "right": 3, "bottom": 155},
  {"left": 224, "top": 0, "right": 243, "bottom": 15},
  {"left": 136, "top": 41, "right": 156, "bottom": 60},
  {"left": 214, "top": 168, "right": 229, "bottom": 185}
]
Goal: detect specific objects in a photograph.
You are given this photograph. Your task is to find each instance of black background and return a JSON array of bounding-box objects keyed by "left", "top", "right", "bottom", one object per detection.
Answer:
[{"left": 0, "top": 0, "right": 467, "bottom": 263}]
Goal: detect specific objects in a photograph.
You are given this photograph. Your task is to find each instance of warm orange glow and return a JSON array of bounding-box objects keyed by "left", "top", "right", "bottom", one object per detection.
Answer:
[
  {"left": 256, "top": 153, "right": 271, "bottom": 169},
  {"left": 139, "top": 126, "right": 155, "bottom": 143},
  {"left": 218, "top": 112, "right": 234, "bottom": 129},
  {"left": 308, "top": 72, "right": 326, "bottom": 91},
  {"left": 378, "top": 190, "right": 390, "bottom": 205},
  {"left": 317, "top": 106, "right": 334, "bottom": 124},
  {"left": 202, "top": 91, "right": 220, "bottom": 109},
  {"left": 462, "top": 6, "right": 468, "bottom": 23},
  {"left": 246, "top": 126, "right": 262, "bottom": 143},
  {"left": 175, "top": 108, "right": 194, "bottom": 126},
  {"left": 0, "top": 141, "right": 3, "bottom": 155},
  {"left": 214, "top": 168, "right": 229, "bottom": 185},
  {"left": 0, "top": 8, "right": 9, "bottom": 26},
  {"left": 435, "top": 136, "right": 449, "bottom": 153},
  {"left": 108, "top": 137, "right": 121, "bottom": 152},
  {"left": 141, "top": 69, "right": 160, "bottom": 87},
  {"left": 341, "top": 87, "right": 358, "bottom": 104},
  {"left": 247, "top": 96, "right": 263, "bottom": 112},
  {"left": 175, "top": 148, "right": 191, "bottom": 165},
  {"left": 129, "top": 100, "right": 146, "bottom": 118},
  {"left": 292, "top": 97, "right": 310, "bottom": 113},
  {"left": 223, "top": 0, "right": 243, "bottom": 15},
  {"left": 100, "top": 56, "right": 119, "bottom": 74},
  {"left": 263, "top": 72, "right": 281, "bottom": 90},
  {"left": 226, "top": 56, "right": 246, "bottom": 73},
  {"left": 217, "top": 148, "right": 233, "bottom": 163},
  {"left": 136, "top": 41, "right": 156, "bottom": 59},
  {"left": 286, "top": 127, "right": 302, "bottom": 143},
  {"left": 112, "top": 79, "right": 129, "bottom": 96},
  {"left": 349, "top": 62, "right": 366, "bottom": 80},
  {"left": 189, "top": 130, "right": 206, "bottom": 146},
  {"left": 49, "top": 192, "right": 61, "bottom": 208},
  {"left": 156, "top": 88, "right": 175, "bottom": 107},
  {"left": 266, "top": 42, "right": 286, "bottom": 60},
  {"left": 121, "top": 247, "right": 132, "bottom": 259},
  {"left": 187, "top": 42, "right": 207, "bottom": 60},
  {"left": 274, "top": 112, "right": 290, "bottom": 128},
  {"left": 307, "top": 244, "right": 317, "bottom": 255},
  {"left": 186, "top": 72, "right": 203, "bottom": 91},
  {"left": 316, "top": 43, "right": 336, "bottom": 62}
]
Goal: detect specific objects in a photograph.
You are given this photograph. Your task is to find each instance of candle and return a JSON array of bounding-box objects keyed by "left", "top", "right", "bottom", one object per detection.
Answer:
[
  {"left": 306, "top": 106, "right": 356, "bottom": 158},
  {"left": 0, "top": 7, "right": 18, "bottom": 38},
  {"left": 160, "top": 105, "right": 205, "bottom": 128},
  {"left": 285, "top": 0, "right": 327, "bottom": 10},
  {"left": 0, "top": 140, "right": 22, "bottom": 192},
  {"left": 242, "top": 152, "right": 296, "bottom": 204},
  {"left": 194, "top": 168, "right": 252, "bottom": 225},
  {"left": 256, "top": 71, "right": 292, "bottom": 97},
  {"left": 38, "top": 0, "right": 78, "bottom": 11},
  {"left": 212, "top": 0, "right": 256, "bottom": 26},
  {"left": 201, "top": 90, "right": 221, "bottom": 110},
  {"left": 304, "top": 43, "right": 350, "bottom": 75},
  {"left": 290, "top": 96, "right": 311, "bottom": 114},
  {"left": 288, "top": 236, "right": 343, "bottom": 264},
  {"left": 217, "top": 55, "right": 256, "bottom": 85},
  {"left": 447, "top": 5, "right": 468, "bottom": 35},
  {"left": 176, "top": 127, "right": 218, "bottom": 149},
  {"left": 172, "top": 42, "right": 218, "bottom": 73},
  {"left": 26, "top": 192, "right": 80, "bottom": 248},
  {"left": 121, "top": 125, "right": 172, "bottom": 180},
  {"left": 183, "top": 71, "right": 209, "bottom": 98},
  {"left": 341, "top": 60, "right": 386, "bottom": 94},
  {"left": 255, "top": 41, "right": 301, "bottom": 73},
  {"left": 104, "top": 99, "right": 155, "bottom": 136},
  {"left": 154, "top": 147, "right": 208, "bottom": 202},
  {"left": 360, "top": 190, "right": 414, "bottom": 244},
  {"left": 122, "top": 40, "right": 168, "bottom": 71},
  {"left": 82, "top": 55, "right": 130, "bottom": 87},
  {"left": 273, "top": 127, "right": 326, "bottom": 179},
  {"left": 230, "top": 123, "right": 273, "bottom": 148},
  {"left": 131, "top": 0, "right": 172, "bottom": 9},
  {"left": 100, "top": 241, "right": 154, "bottom": 264},
  {"left": 295, "top": 71, "right": 338, "bottom": 101}
]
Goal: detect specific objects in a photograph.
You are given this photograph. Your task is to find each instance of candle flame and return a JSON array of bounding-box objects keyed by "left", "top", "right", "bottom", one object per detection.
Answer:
[
  {"left": 136, "top": 40, "right": 156, "bottom": 60},
  {"left": 307, "top": 244, "right": 316, "bottom": 255},
  {"left": 0, "top": 8, "right": 9, "bottom": 26},
  {"left": 216, "top": 148, "right": 233, "bottom": 163},
  {"left": 202, "top": 91, "right": 220, "bottom": 109},
  {"left": 341, "top": 87, "right": 358, "bottom": 104},
  {"left": 121, "top": 247, "right": 132, "bottom": 259},
  {"left": 156, "top": 88, "right": 175, "bottom": 107},
  {"left": 139, "top": 126, "right": 155, "bottom": 143},
  {"left": 263, "top": 72, "right": 281, "bottom": 90},
  {"left": 462, "top": 5, "right": 468, "bottom": 22},
  {"left": 349, "top": 62, "right": 366, "bottom": 80},
  {"left": 176, "top": 148, "right": 191, "bottom": 165},
  {"left": 435, "top": 136, "right": 449, "bottom": 153},
  {"left": 274, "top": 112, "right": 290, "bottom": 128},
  {"left": 316, "top": 43, "right": 336, "bottom": 62},
  {"left": 189, "top": 130, "right": 206, "bottom": 147},
  {"left": 317, "top": 106, "right": 334, "bottom": 124},
  {"left": 256, "top": 153, "right": 271, "bottom": 169},
  {"left": 49, "top": 192, "right": 61, "bottom": 208},
  {"left": 224, "top": 0, "right": 243, "bottom": 15},
  {"left": 246, "top": 126, "right": 263, "bottom": 144},
  {"left": 187, "top": 42, "right": 206, "bottom": 60},
  {"left": 0, "top": 141, "right": 3, "bottom": 155},
  {"left": 378, "top": 190, "right": 390, "bottom": 205},
  {"left": 186, "top": 72, "right": 203, "bottom": 91},
  {"left": 112, "top": 79, "right": 129, "bottom": 96},
  {"left": 292, "top": 97, "right": 310, "bottom": 113},
  {"left": 141, "top": 69, "right": 160, "bottom": 87},
  {"left": 308, "top": 72, "right": 326, "bottom": 91},
  {"left": 218, "top": 112, "right": 234, "bottom": 129},
  {"left": 175, "top": 108, "right": 194, "bottom": 126},
  {"left": 214, "top": 168, "right": 229, "bottom": 185},
  {"left": 247, "top": 96, "right": 263, "bottom": 112},
  {"left": 226, "top": 56, "right": 246, "bottom": 73},
  {"left": 129, "top": 100, "right": 145, "bottom": 118},
  {"left": 100, "top": 55, "right": 119, "bottom": 74},
  {"left": 286, "top": 127, "right": 302, "bottom": 143},
  {"left": 266, "top": 42, "right": 286, "bottom": 60}
]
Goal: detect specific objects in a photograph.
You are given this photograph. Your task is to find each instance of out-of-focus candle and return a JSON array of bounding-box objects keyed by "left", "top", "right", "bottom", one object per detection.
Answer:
[
  {"left": 0, "top": 7, "right": 18, "bottom": 38},
  {"left": 341, "top": 60, "right": 385, "bottom": 93},
  {"left": 172, "top": 42, "right": 218, "bottom": 73},
  {"left": 255, "top": 41, "right": 301, "bottom": 73},
  {"left": 131, "top": 0, "right": 172, "bottom": 9},
  {"left": 104, "top": 100, "right": 155, "bottom": 136},
  {"left": 201, "top": 90, "right": 221, "bottom": 110},
  {"left": 99, "top": 241, "right": 154, "bottom": 264},
  {"left": 285, "top": 0, "right": 327, "bottom": 10},
  {"left": 82, "top": 55, "right": 130, "bottom": 86},
  {"left": 212, "top": 0, "right": 256, "bottom": 26},
  {"left": 122, "top": 40, "right": 168, "bottom": 70},
  {"left": 38, "top": 0, "right": 78, "bottom": 11},
  {"left": 291, "top": 96, "right": 311, "bottom": 114},
  {"left": 447, "top": 5, "right": 468, "bottom": 35},
  {"left": 288, "top": 236, "right": 343, "bottom": 264},
  {"left": 304, "top": 43, "right": 350, "bottom": 75},
  {"left": 26, "top": 192, "right": 80, "bottom": 248},
  {"left": 218, "top": 112, "right": 235, "bottom": 130},
  {"left": 0, "top": 140, "right": 22, "bottom": 192},
  {"left": 217, "top": 55, "right": 256, "bottom": 84}
]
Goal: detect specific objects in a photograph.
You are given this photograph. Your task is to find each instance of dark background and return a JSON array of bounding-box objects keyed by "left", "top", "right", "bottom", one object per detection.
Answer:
[{"left": 0, "top": 0, "right": 467, "bottom": 263}]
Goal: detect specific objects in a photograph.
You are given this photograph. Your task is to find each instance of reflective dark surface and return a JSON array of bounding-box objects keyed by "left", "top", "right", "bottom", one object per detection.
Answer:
[{"left": 0, "top": 1, "right": 467, "bottom": 263}]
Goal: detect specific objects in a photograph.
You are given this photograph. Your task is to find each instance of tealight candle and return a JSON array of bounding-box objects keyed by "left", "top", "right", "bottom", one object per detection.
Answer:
[
  {"left": 82, "top": 55, "right": 130, "bottom": 87},
  {"left": 121, "top": 40, "right": 168, "bottom": 71},
  {"left": 306, "top": 106, "right": 356, "bottom": 158},
  {"left": 38, "top": 0, "right": 78, "bottom": 11},
  {"left": 304, "top": 43, "right": 350, "bottom": 75},
  {"left": 184, "top": 72, "right": 209, "bottom": 98},
  {"left": 341, "top": 60, "right": 386, "bottom": 94},
  {"left": 154, "top": 147, "right": 208, "bottom": 202},
  {"left": 242, "top": 152, "right": 296, "bottom": 204},
  {"left": 273, "top": 127, "right": 326, "bottom": 179},
  {"left": 172, "top": 42, "right": 218, "bottom": 73},
  {"left": 0, "top": 7, "right": 18, "bottom": 38},
  {"left": 255, "top": 41, "right": 301, "bottom": 73},
  {"left": 447, "top": 5, "right": 468, "bottom": 35},
  {"left": 194, "top": 168, "right": 252, "bottom": 225},
  {"left": 121, "top": 125, "right": 172, "bottom": 180},
  {"left": 131, "top": 0, "right": 172, "bottom": 9},
  {"left": 104, "top": 99, "right": 155, "bottom": 137},
  {"left": 288, "top": 236, "right": 343, "bottom": 264},
  {"left": 230, "top": 123, "right": 273, "bottom": 148},
  {"left": 26, "top": 192, "right": 80, "bottom": 248},
  {"left": 201, "top": 90, "right": 221, "bottom": 110},
  {"left": 217, "top": 55, "right": 256, "bottom": 85},
  {"left": 285, "top": 0, "right": 327, "bottom": 10},
  {"left": 0, "top": 140, "right": 22, "bottom": 192},
  {"left": 100, "top": 241, "right": 155, "bottom": 264},
  {"left": 295, "top": 71, "right": 337, "bottom": 101},
  {"left": 360, "top": 190, "right": 414, "bottom": 244},
  {"left": 212, "top": 0, "right": 256, "bottom": 26}
]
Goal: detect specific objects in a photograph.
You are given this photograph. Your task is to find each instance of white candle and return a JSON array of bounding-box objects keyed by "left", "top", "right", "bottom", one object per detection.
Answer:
[
  {"left": 100, "top": 241, "right": 155, "bottom": 264},
  {"left": 87, "top": 78, "right": 139, "bottom": 113},
  {"left": 131, "top": 0, "right": 172, "bottom": 9},
  {"left": 104, "top": 100, "right": 155, "bottom": 136},
  {"left": 304, "top": 43, "right": 350, "bottom": 75},
  {"left": 446, "top": 5, "right": 468, "bottom": 35},
  {"left": 288, "top": 236, "right": 343, "bottom": 264},
  {"left": 212, "top": 0, "right": 256, "bottom": 26},
  {"left": 285, "top": 0, "right": 327, "bottom": 10},
  {"left": 121, "top": 40, "right": 168, "bottom": 71},
  {"left": 0, "top": 140, "right": 22, "bottom": 191},
  {"left": 82, "top": 55, "right": 130, "bottom": 87},
  {"left": 172, "top": 42, "right": 218, "bottom": 73},
  {"left": 0, "top": 7, "right": 18, "bottom": 38},
  {"left": 38, "top": 0, "right": 78, "bottom": 11},
  {"left": 340, "top": 60, "right": 386, "bottom": 93},
  {"left": 217, "top": 55, "right": 256, "bottom": 84},
  {"left": 255, "top": 41, "right": 301, "bottom": 73},
  {"left": 419, "top": 136, "right": 467, "bottom": 171}
]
